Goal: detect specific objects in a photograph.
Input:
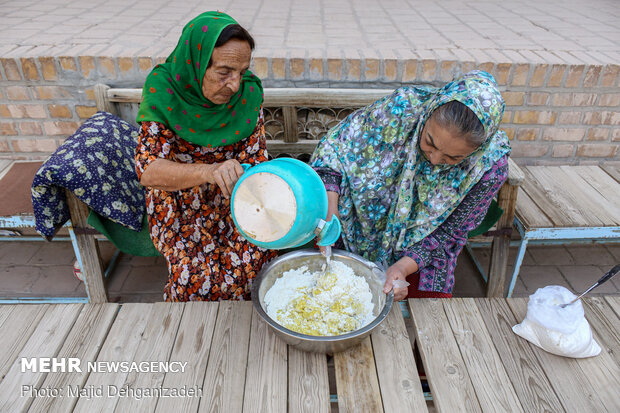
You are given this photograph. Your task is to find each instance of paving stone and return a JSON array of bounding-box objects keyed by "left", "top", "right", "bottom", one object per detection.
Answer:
[
  {"left": 518, "top": 265, "right": 568, "bottom": 292},
  {"left": 33, "top": 264, "right": 82, "bottom": 295},
  {"left": 0, "top": 265, "right": 40, "bottom": 292},
  {"left": 509, "top": 277, "right": 529, "bottom": 298},
  {"left": 123, "top": 254, "right": 162, "bottom": 267},
  {"left": 604, "top": 244, "right": 620, "bottom": 261},
  {"left": 558, "top": 265, "right": 619, "bottom": 295},
  {"left": 0, "top": 242, "right": 40, "bottom": 265},
  {"left": 106, "top": 264, "right": 131, "bottom": 294},
  {"left": 119, "top": 264, "right": 168, "bottom": 293},
  {"left": 453, "top": 252, "right": 486, "bottom": 297},
  {"left": 528, "top": 246, "right": 575, "bottom": 266},
  {"left": 565, "top": 245, "right": 617, "bottom": 266},
  {"left": 27, "top": 241, "right": 75, "bottom": 265}
]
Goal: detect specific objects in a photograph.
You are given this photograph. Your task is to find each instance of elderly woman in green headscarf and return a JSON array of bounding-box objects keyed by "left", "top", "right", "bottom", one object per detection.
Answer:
[
  {"left": 311, "top": 71, "right": 511, "bottom": 300},
  {"left": 135, "top": 11, "right": 277, "bottom": 301}
]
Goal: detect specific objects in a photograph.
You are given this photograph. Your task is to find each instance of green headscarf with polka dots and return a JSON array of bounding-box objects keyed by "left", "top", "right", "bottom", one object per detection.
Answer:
[{"left": 137, "top": 11, "right": 263, "bottom": 147}]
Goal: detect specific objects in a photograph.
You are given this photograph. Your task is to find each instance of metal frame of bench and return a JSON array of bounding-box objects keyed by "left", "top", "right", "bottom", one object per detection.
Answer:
[
  {"left": 90, "top": 84, "right": 524, "bottom": 298},
  {"left": 0, "top": 160, "right": 120, "bottom": 303},
  {"left": 505, "top": 165, "right": 620, "bottom": 297}
]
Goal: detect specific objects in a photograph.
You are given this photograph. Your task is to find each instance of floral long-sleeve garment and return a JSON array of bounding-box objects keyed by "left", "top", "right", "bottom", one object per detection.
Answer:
[
  {"left": 311, "top": 71, "right": 511, "bottom": 293},
  {"left": 135, "top": 110, "right": 277, "bottom": 301},
  {"left": 315, "top": 157, "right": 507, "bottom": 293}
]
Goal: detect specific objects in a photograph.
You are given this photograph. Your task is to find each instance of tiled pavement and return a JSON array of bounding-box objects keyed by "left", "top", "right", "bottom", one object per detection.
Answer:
[
  {"left": 1, "top": 239, "right": 618, "bottom": 302},
  {"left": 1, "top": 0, "right": 618, "bottom": 64}
]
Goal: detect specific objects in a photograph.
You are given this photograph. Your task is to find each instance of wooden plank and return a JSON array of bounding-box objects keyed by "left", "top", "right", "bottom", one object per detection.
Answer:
[
  {"left": 0, "top": 305, "right": 15, "bottom": 331},
  {"left": 583, "top": 297, "right": 620, "bottom": 368},
  {"left": 443, "top": 299, "right": 524, "bottom": 412},
  {"left": 199, "top": 301, "right": 253, "bottom": 413},
  {"left": 27, "top": 304, "right": 119, "bottom": 413},
  {"left": 72, "top": 303, "right": 155, "bottom": 413},
  {"left": 288, "top": 349, "right": 330, "bottom": 413},
  {"left": 507, "top": 158, "right": 525, "bottom": 186},
  {"left": 282, "top": 106, "right": 299, "bottom": 143},
  {"left": 560, "top": 166, "right": 620, "bottom": 225},
  {"left": 0, "top": 159, "right": 13, "bottom": 178},
  {"left": 507, "top": 299, "right": 609, "bottom": 413},
  {"left": 334, "top": 337, "right": 383, "bottom": 413},
  {"left": 527, "top": 167, "right": 599, "bottom": 226},
  {"left": 520, "top": 167, "right": 579, "bottom": 227},
  {"left": 515, "top": 186, "right": 554, "bottom": 229},
  {"left": 0, "top": 305, "right": 47, "bottom": 381},
  {"left": 600, "top": 164, "right": 620, "bottom": 184},
  {"left": 574, "top": 166, "right": 620, "bottom": 214},
  {"left": 154, "top": 302, "right": 219, "bottom": 413},
  {"left": 605, "top": 296, "right": 620, "bottom": 318},
  {"left": 572, "top": 333, "right": 620, "bottom": 411},
  {"left": 265, "top": 88, "right": 392, "bottom": 107},
  {"left": 242, "top": 310, "right": 287, "bottom": 413},
  {"left": 95, "top": 84, "right": 117, "bottom": 115},
  {"left": 113, "top": 302, "right": 185, "bottom": 413},
  {"left": 408, "top": 299, "right": 481, "bottom": 413},
  {"left": 266, "top": 139, "right": 319, "bottom": 155},
  {"left": 371, "top": 306, "right": 428, "bottom": 412},
  {"left": 576, "top": 298, "right": 620, "bottom": 412},
  {"left": 106, "top": 87, "right": 393, "bottom": 107},
  {"left": 487, "top": 182, "right": 519, "bottom": 297},
  {"left": 475, "top": 298, "right": 564, "bottom": 413},
  {"left": 65, "top": 190, "right": 107, "bottom": 303},
  {"left": 0, "top": 304, "right": 82, "bottom": 413}
]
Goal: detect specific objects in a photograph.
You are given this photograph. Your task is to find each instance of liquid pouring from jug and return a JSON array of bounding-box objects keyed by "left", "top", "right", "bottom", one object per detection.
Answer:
[{"left": 229, "top": 158, "right": 342, "bottom": 250}]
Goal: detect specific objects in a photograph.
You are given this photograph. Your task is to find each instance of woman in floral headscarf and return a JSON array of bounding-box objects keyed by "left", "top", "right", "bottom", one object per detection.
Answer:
[
  {"left": 135, "top": 11, "right": 276, "bottom": 301},
  {"left": 311, "top": 71, "right": 511, "bottom": 300}
]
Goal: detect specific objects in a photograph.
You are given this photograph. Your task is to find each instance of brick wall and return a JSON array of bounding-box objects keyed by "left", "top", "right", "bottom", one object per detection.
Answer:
[{"left": 0, "top": 50, "right": 618, "bottom": 164}]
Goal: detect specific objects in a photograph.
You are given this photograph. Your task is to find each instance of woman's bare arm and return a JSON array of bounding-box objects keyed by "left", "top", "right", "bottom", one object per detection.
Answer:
[{"left": 139, "top": 158, "right": 245, "bottom": 197}]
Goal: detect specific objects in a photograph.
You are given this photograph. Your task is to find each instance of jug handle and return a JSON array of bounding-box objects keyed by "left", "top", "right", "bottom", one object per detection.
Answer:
[
  {"left": 241, "top": 163, "right": 252, "bottom": 172},
  {"left": 316, "top": 215, "right": 342, "bottom": 246}
]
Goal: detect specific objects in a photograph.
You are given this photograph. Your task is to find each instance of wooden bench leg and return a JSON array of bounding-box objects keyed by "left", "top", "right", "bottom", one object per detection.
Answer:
[
  {"left": 486, "top": 184, "right": 519, "bottom": 297},
  {"left": 65, "top": 190, "right": 108, "bottom": 303}
]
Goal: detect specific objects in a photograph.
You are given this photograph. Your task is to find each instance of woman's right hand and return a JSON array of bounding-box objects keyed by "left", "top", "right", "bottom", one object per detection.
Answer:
[
  {"left": 208, "top": 159, "right": 245, "bottom": 198},
  {"left": 318, "top": 191, "right": 340, "bottom": 254}
]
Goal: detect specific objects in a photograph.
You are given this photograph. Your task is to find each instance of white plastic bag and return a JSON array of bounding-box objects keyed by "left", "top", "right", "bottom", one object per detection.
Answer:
[{"left": 512, "top": 285, "right": 601, "bottom": 358}]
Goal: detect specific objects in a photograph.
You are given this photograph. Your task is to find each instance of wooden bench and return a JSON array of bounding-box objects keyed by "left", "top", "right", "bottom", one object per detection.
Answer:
[
  {"left": 0, "top": 159, "right": 121, "bottom": 304},
  {"left": 0, "top": 84, "right": 524, "bottom": 303},
  {"left": 89, "top": 84, "right": 524, "bottom": 300},
  {"left": 507, "top": 165, "right": 620, "bottom": 296}
]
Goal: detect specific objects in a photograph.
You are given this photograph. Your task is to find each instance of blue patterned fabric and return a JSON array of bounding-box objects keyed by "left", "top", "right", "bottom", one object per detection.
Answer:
[
  {"left": 311, "top": 71, "right": 511, "bottom": 265},
  {"left": 31, "top": 111, "right": 145, "bottom": 238}
]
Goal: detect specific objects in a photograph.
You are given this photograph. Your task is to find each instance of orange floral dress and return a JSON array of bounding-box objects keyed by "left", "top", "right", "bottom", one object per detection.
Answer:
[{"left": 135, "top": 110, "right": 277, "bottom": 301}]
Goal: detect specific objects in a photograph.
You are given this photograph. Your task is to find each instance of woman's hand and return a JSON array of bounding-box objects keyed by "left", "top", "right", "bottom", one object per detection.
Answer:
[
  {"left": 140, "top": 158, "right": 245, "bottom": 194},
  {"left": 208, "top": 159, "right": 245, "bottom": 198},
  {"left": 319, "top": 191, "right": 340, "bottom": 254},
  {"left": 383, "top": 256, "right": 418, "bottom": 301},
  {"left": 383, "top": 263, "right": 409, "bottom": 301}
]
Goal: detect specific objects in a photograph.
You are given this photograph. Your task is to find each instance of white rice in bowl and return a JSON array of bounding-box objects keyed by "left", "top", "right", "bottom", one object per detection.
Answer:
[{"left": 263, "top": 260, "right": 375, "bottom": 336}]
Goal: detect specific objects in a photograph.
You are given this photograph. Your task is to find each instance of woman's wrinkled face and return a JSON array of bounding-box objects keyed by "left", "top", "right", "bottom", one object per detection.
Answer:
[
  {"left": 201, "top": 39, "right": 252, "bottom": 104},
  {"left": 418, "top": 114, "right": 478, "bottom": 165}
]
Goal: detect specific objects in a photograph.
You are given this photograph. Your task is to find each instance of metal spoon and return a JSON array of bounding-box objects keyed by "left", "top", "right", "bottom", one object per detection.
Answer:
[
  {"left": 561, "top": 264, "right": 620, "bottom": 308},
  {"left": 320, "top": 245, "right": 332, "bottom": 275}
]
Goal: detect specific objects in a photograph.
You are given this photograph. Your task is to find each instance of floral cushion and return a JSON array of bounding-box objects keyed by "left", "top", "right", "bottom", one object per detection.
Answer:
[{"left": 32, "top": 111, "right": 144, "bottom": 238}]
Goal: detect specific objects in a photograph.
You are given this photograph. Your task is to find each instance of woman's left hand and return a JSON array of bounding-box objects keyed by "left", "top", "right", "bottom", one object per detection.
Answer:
[
  {"left": 383, "top": 257, "right": 418, "bottom": 301},
  {"left": 383, "top": 262, "right": 410, "bottom": 301}
]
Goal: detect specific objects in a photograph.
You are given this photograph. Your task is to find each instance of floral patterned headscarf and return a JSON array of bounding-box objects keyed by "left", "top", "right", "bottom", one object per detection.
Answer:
[
  {"left": 137, "top": 11, "right": 263, "bottom": 148},
  {"left": 310, "top": 71, "right": 511, "bottom": 264}
]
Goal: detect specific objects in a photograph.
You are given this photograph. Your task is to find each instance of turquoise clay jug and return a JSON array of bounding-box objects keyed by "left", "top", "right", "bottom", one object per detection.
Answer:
[{"left": 231, "top": 158, "right": 341, "bottom": 249}]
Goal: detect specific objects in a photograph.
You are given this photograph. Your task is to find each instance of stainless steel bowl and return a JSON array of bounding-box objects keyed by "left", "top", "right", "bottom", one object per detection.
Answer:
[{"left": 251, "top": 249, "right": 393, "bottom": 354}]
